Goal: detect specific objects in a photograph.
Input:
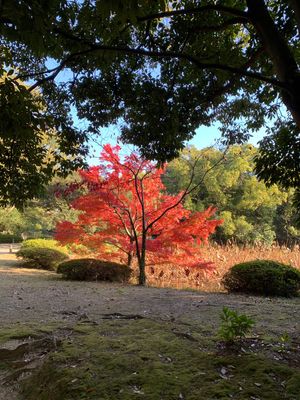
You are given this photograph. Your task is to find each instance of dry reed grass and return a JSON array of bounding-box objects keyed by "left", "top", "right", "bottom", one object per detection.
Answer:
[{"left": 141, "top": 243, "right": 300, "bottom": 292}]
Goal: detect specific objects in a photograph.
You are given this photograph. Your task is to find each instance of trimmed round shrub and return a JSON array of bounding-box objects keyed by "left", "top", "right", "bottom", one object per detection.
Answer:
[
  {"left": 57, "top": 259, "right": 132, "bottom": 282},
  {"left": 222, "top": 260, "right": 300, "bottom": 297},
  {"left": 16, "top": 247, "right": 69, "bottom": 271},
  {"left": 20, "top": 239, "right": 68, "bottom": 254}
]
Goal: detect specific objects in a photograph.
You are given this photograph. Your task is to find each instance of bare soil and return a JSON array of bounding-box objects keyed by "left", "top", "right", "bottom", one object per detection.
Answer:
[
  {"left": 0, "top": 248, "right": 300, "bottom": 399},
  {"left": 0, "top": 250, "right": 299, "bottom": 340}
]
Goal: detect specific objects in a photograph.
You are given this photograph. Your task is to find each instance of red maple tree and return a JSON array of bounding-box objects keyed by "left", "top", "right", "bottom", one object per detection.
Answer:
[{"left": 55, "top": 144, "right": 222, "bottom": 284}]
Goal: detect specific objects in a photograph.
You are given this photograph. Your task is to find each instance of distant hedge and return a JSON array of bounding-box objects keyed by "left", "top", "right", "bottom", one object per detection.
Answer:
[
  {"left": 20, "top": 239, "right": 68, "bottom": 253},
  {"left": 57, "top": 259, "right": 132, "bottom": 282},
  {"left": 17, "top": 247, "right": 69, "bottom": 271},
  {"left": 222, "top": 260, "right": 300, "bottom": 297},
  {"left": 0, "top": 233, "right": 22, "bottom": 243}
]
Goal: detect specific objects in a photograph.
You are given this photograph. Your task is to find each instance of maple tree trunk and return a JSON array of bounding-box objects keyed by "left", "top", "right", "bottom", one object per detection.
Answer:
[
  {"left": 127, "top": 252, "right": 133, "bottom": 267},
  {"left": 138, "top": 233, "right": 147, "bottom": 285},
  {"left": 247, "top": 0, "right": 300, "bottom": 128},
  {"left": 138, "top": 257, "right": 146, "bottom": 285}
]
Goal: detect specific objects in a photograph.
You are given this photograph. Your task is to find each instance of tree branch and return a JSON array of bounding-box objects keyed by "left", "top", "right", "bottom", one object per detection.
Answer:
[
  {"left": 146, "top": 159, "right": 198, "bottom": 232},
  {"left": 0, "top": 17, "right": 12, "bottom": 24},
  {"left": 14, "top": 65, "right": 63, "bottom": 82},
  {"left": 37, "top": 28, "right": 287, "bottom": 91},
  {"left": 289, "top": 0, "right": 300, "bottom": 36},
  {"left": 28, "top": 63, "right": 66, "bottom": 92},
  {"left": 137, "top": 5, "right": 249, "bottom": 23},
  {"left": 187, "top": 17, "right": 248, "bottom": 33},
  {"left": 146, "top": 147, "right": 228, "bottom": 232}
]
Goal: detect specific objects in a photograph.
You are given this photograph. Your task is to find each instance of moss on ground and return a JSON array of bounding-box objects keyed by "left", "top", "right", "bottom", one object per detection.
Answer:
[
  {"left": 0, "top": 323, "right": 60, "bottom": 345},
  {"left": 19, "top": 318, "right": 300, "bottom": 400}
]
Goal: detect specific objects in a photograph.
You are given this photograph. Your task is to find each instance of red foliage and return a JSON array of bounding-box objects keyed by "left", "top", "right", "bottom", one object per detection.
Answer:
[{"left": 55, "top": 144, "right": 222, "bottom": 276}]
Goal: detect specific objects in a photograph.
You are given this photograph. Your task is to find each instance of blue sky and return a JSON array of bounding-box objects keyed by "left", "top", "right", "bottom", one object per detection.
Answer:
[
  {"left": 49, "top": 60, "right": 268, "bottom": 165},
  {"left": 189, "top": 124, "right": 266, "bottom": 148},
  {"left": 85, "top": 121, "right": 267, "bottom": 165}
]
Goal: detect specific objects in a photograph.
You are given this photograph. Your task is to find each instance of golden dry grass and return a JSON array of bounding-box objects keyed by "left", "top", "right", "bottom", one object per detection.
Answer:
[
  {"left": 1, "top": 244, "right": 300, "bottom": 293},
  {"left": 0, "top": 252, "right": 57, "bottom": 278},
  {"left": 142, "top": 243, "right": 300, "bottom": 292}
]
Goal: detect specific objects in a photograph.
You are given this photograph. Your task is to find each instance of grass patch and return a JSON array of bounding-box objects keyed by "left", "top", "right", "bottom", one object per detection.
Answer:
[{"left": 21, "top": 319, "right": 300, "bottom": 400}]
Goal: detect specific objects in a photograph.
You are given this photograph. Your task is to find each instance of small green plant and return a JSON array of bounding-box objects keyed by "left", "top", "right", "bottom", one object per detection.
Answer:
[
  {"left": 279, "top": 332, "right": 290, "bottom": 344},
  {"left": 219, "top": 307, "right": 254, "bottom": 343}
]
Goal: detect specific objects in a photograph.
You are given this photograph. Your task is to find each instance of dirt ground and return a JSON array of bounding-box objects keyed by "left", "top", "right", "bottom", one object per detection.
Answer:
[
  {"left": 1, "top": 248, "right": 300, "bottom": 400},
  {"left": 0, "top": 249, "right": 299, "bottom": 340}
]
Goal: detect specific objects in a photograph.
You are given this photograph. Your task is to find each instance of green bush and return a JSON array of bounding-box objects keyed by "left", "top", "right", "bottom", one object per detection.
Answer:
[
  {"left": 16, "top": 247, "right": 69, "bottom": 271},
  {"left": 57, "top": 259, "right": 132, "bottom": 282},
  {"left": 20, "top": 239, "right": 68, "bottom": 253},
  {"left": 219, "top": 307, "right": 254, "bottom": 343},
  {"left": 222, "top": 260, "right": 300, "bottom": 297},
  {"left": 0, "top": 233, "right": 22, "bottom": 243}
]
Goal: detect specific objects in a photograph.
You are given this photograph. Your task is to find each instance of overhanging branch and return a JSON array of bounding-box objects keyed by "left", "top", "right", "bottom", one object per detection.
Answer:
[
  {"left": 187, "top": 17, "right": 248, "bottom": 33},
  {"left": 30, "top": 28, "right": 287, "bottom": 91},
  {"left": 137, "top": 5, "right": 249, "bottom": 23}
]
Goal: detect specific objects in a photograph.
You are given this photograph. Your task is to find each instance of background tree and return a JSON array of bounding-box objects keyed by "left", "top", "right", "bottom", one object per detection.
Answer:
[
  {"left": 55, "top": 144, "right": 221, "bottom": 284},
  {"left": 0, "top": 1, "right": 299, "bottom": 205},
  {"left": 0, "top": 71, "right": 86, "bottom": 206},
  {"left": 0, "top": 173, "right": 81, "bottom": 239},
  {"left": 164, "top": 144, "right": 298, "bottom": 245}
]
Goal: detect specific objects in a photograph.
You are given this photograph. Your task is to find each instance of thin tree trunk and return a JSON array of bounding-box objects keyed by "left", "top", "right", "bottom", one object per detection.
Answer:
[
  {"left": 289, "top": 0, "right": 300, "bottom": 35},
  {"left": 138, "top": 257, "right": 146, "bottom": 285},
  {"left": 127, "top": 252, "right": 133, "bottom": 267},
  {"left": 138, "top": 233, "right": 147, "bottom": 285},
  {"left": 127, "top": 237, "right": 134, "bottom": 267},
  {"left": 247, "top": 0, "right": 300, "bottom": 127}
]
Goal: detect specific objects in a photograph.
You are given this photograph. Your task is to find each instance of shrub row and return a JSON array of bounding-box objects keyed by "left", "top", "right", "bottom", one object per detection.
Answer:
[
  {"left": 20, "top": 239, "right": 68, "bottom": 253},
  {"left": 0, "top": 233, "right": 22, "bottom": 243},
  {"left": 57, "top": 259, "right": 131, "bottom": 282},
  {"left": 16, "top": 247, "right": 68, "bottom": 271},
  {"left": 16, "top": 239, "right": 69, "bottom": 271},
  {"left": 16, "top": 239, "right": 131, "bottom": 282},
  {"left": 16, "top": 240, "right": 300, "bottom": 295},
  {"left": 222, "top": 260, "right": 300, "bottom": 297}
]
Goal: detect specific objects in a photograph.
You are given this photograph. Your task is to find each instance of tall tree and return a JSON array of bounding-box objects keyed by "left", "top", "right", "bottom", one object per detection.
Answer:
[
  {"left": 55, "top": 144, "right": 221, "bottom": 284},
  {"left": 164, "top": 145, "right": 296, "bottom": 245},
  {"left": 0, "top": 1, "right": 299, "bottom": 202},
  {"left": 0, "top": 72, "right": 86, "bottom": 206},
  {"left": 0, "top": 173, "right": 82, "bottom": 238}
]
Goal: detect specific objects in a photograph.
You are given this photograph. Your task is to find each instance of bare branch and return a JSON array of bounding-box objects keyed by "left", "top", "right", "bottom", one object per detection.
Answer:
[{"left": 146, "top": 147, "right": 229, "bottom": 232}]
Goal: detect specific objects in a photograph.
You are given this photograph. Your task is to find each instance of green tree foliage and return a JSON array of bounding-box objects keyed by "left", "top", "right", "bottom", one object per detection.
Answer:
[
  {"left": 164, "top": 145, "right": 298, "bottom": 245},
  {"left": 0, "top": 207, "right": 25, "bottom": 235},
  {"left": 0, "top": 70, "right": 86, "bottom": 206},
  {"left": 0, "top": 1, "right": 299, "bottom": 204},
  {"left": 0, "top": 174, "right": 81, "bottom": 238}
]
